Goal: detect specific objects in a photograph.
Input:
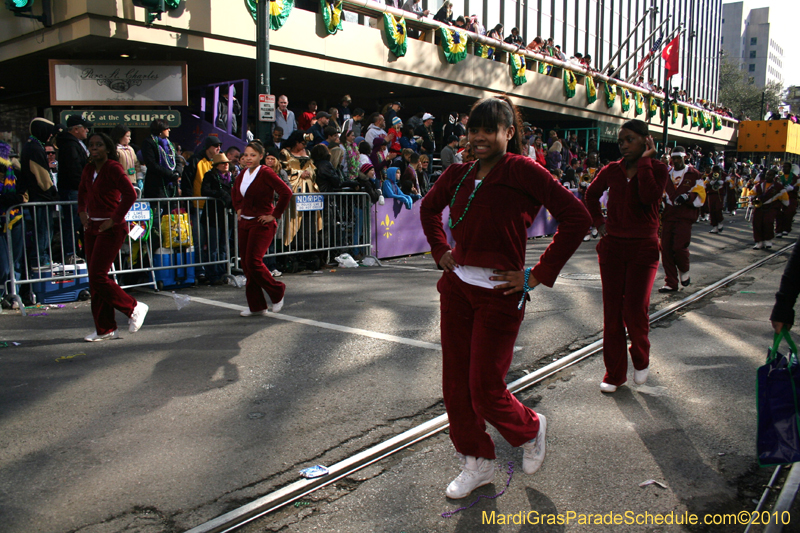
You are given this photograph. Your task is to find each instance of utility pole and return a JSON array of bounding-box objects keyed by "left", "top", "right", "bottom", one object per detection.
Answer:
[
  {"left": 760, "top": 91, "right": 766, "bottom": 120},
  {"left": 662, "top": 70, "right": 671, "bottom": 150},
  {"left": 256, "top": 0, "right": 271, "bottom": 144}
]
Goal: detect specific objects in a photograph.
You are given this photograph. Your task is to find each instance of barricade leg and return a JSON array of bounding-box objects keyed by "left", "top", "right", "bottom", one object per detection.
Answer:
[{"left": 59, "top": 189, "right": 82, "bottom": 260}]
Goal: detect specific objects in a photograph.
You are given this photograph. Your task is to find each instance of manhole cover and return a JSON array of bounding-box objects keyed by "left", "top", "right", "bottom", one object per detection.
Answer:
[{"left": 559, "top": 273, "right": 602, "bottom": 281}]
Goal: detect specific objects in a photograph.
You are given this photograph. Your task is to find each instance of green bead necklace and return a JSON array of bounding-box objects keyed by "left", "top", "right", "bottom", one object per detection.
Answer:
[{"left": 448, "top": 161, "right": 482, "bottom": 229}]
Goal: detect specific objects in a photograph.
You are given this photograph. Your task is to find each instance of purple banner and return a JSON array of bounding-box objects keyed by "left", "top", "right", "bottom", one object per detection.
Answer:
[{"left": 370, "top": 199, "right": 560, "bottom": 259}]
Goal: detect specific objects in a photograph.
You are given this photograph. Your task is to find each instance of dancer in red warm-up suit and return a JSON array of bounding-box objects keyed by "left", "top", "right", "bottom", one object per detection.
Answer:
[
  {"left": 749, "top": 168, "right": 789, "bottom": 250},
  {"left": 584, "top": 120, "right": 668, "bottom": 393},
  {"left": 420, "top": 96, "right": 590, "bottom": 500},
  {"left": 705, "top": 166, "right": 727, "bottom": 233},
  {"left": 659, "top": 147, "right": 706, "bottom": 292},
  {"left": 78, "top": 133, "right": 146, "bottom": 342},
  {"left": 232, "top": 141, "right": 293, "bottom": 316}
]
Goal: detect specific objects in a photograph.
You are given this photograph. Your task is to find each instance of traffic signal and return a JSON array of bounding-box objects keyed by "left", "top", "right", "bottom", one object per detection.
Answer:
[
  {"left": 5, "top": 0, "right": 34, "bottom": 13},
  {"left": 132, "top": 0, "right": 181, "bottom": 25}
]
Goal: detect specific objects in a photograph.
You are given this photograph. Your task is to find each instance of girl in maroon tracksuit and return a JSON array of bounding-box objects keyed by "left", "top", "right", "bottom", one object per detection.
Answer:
[
  {"left": 584, "top": 120, "right": 668, "bottom": 392},
  {"left": 232, "top": 141, "right": 293, "bottom": 316},
  {"left": 420, "top": 97, "right": 590, "bottom": 500},
  {"left": 78, "top": 133, "right": 145, "bottom": 342}
]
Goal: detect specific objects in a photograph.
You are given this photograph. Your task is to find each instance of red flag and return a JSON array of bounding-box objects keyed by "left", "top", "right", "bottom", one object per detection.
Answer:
[{"left": 661, "top": 36, "right": 680, "bottom": 78}]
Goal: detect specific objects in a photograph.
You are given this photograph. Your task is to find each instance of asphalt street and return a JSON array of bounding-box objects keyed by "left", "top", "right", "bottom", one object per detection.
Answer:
[{"left": 0, "top": 213, "right": 796, "bottom": 533}]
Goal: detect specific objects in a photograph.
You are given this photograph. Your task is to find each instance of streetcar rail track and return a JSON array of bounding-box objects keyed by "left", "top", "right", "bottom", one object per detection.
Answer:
[{"left": 187, "top": 243, "right": 795, "bottom": 533}]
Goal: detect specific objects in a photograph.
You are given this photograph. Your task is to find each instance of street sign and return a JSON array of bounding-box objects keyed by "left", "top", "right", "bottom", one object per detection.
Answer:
[
  {"left": 259, "top": 94, "right": 275, "bottom": 122},
  {"left": 125, "top": 201, "right": 151, "bottom": 221},
  {"left": 295, "top": 194, "right": 324, "bottom": 211}
]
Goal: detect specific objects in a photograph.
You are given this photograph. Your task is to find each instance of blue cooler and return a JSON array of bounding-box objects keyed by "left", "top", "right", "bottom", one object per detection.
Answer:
[
  {"left": 153, "top": 247, "right": 196, "bottom": 289},
  {"left": 31, "top": 263, "right": 90, "bottom": 304}
]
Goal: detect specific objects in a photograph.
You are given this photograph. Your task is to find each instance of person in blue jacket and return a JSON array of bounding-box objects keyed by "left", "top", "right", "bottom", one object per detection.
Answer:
[{"left": 382, "top": 166, "right": 413, "bottom": 210}]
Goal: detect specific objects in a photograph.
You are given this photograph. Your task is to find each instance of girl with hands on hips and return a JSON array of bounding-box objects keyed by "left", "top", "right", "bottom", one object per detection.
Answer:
[{"left": 420, "top": 96, "right": 590, "bottom": 500}]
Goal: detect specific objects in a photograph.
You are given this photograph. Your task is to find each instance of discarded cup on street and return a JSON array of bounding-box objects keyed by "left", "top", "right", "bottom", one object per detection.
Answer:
[
  {"left": 172, "top": 292, "right": 191, "bottom": 310},
  {"left": 227, "top": 275, "right": 246, "bottom": 288}
]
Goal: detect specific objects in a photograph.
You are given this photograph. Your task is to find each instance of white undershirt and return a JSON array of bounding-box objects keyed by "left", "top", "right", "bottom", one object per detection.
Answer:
[
  {"left": 452, "top": 178, "right": 504, "bottom": 289},
  {"left": 670, "top": 166, "right": 688, "bottom": 184},
  {"left": 239, "top": 167, "right": 258, "bottom": 219}
]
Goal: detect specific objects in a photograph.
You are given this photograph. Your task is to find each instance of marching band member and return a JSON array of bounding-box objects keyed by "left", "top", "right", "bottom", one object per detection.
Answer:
[
  {"left": 585, "top": 119, "right": 668, "bottom": 393},
  {"left": 659, "top": 147, "right": 705, "bottom": 292},
  {"left": 749, "top": 169, "right": 789, "bottom": 250},
  {"left": 776, "top": 162, "right": 799, "bottom": 238},
  {"left": 705, "top": 165, "right": 727, "bottom": 234}
]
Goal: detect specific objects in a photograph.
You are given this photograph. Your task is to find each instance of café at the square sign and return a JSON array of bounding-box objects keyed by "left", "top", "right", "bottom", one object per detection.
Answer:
[{"left": 49, "top": 60, "right": 188, "bottom": 106}]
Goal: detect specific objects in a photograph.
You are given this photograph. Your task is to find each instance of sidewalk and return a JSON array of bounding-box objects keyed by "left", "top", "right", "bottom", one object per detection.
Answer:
[{"left": 258, "top": 251, "right": 791, "bottom": 532}]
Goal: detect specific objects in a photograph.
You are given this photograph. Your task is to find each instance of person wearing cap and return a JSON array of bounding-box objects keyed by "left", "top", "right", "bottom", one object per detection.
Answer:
[
  {"left": 201, "top": 153, "right": 234, "bottom": 284},
  {"left": 142, "top": 118, "right": 181, "bottom": 199},
  {"left": 56, "top": 115, "right": 91, "bottom": 261},
  {"left": 337, "top": 95, "right": 353, "bottom": 123},
  {"left": 389, "top": 116, "right": 403, "bottom": 141},
  {"left": 415, "top": 113, "right": 436, "bottom": 164},
  {"left": 19, "top": 118, "right": 57, "bottom": 267},
  {"left": 659, "top": 146, "right": 705, "bottom": 292},
  {"left": 308, "top": 111, "right": 331, "bottom": 148},
  {"left": 385, "top": 101, "right": 403, "bottom": 127}
]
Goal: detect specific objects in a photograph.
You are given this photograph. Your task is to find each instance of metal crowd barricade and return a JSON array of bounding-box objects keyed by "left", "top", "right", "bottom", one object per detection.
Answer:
[
  {"left": 231, "top": 191, "right": 373, "bottom": 274},
  {"left": 2, "top": 197, "right": 232, "bottom": 315}
]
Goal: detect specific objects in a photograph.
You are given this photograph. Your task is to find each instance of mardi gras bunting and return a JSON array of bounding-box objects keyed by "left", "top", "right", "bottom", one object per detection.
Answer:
[
  {"left": 246, "top": 0, "right": 294, "bottom": 30},
  {"left": 564, "top": 69, "right": 577, "bottom": 99},
  {"left": 510, "top": 53, "right": 527, "bottom": 86},
  {"left": 634, "top": 91, "right": 644, "bottom": 116},
  {"left": 585, "top": 76, "right": 597, "bottom": 104},
  {"left": 648, "top": 96, "right": 658, "bottom": 118},
  {"left": 383, "top": 13, "right": 407, "bottom": 57},
  {"left": 474, "top": 42, "right": 495, "bottom": 59},
  {"left": 682, "top": 106, "right": 689, "bottom": 126},
  {"left": 605, "top": 81, "right": 617, "bottom": 108},
  {"left": 713, "top": 115, "right": 722, "bottom": 131},
  {"left": 321, "top": 0, "right": 344, "bottom": 35},
  {"left": 621, "top": 88, "right": 631, "bottom": 112},
  {"left": 671, "top": 102, "right": 679, "bottom": 124},
  {"left": 440, "top": 27, "right": 468, "bottom": 64},
  {"left": 538, "top": 61, "right": 552, "bottom": 75},
  {"left": 691, "top": 110, "right": 700, "bottom": 127},
  {"left": 702, "top": 111, "right": 712, "bottom": 131}
]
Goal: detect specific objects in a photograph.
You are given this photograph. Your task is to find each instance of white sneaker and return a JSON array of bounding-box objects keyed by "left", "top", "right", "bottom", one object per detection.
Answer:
[
  {"left": 445, "top": 455, "right": 495, "bottom": 499},
  {"left": 128, "top": 302, "right": 148, "bottom": 333},
  {"left": 591, "top": 228, "right": 598, "bottom": 238},
  {"left": 753, "top": 242, "right": 764, "bottom": 250},
  {"left": 271, "top": 269, "right": 282, "bottom": 278},
  {"left": 732, "top": 210, "right": 737, "bottom": 216},
  {"left": 84, "top": 330, "right": 119, "bottom": 342},
  {"left": 522, "top": 414, "right": 547, "bottom": 474},
  {"left": 240, "top": 309, "right": 268, "bottom": 317},
  {"left": 766, "top": 241, "right": 773, "bottom": 249},
  {"left": 600, "top": 382, "right": 618, "bottom": 393},
  {"left": 634, "top": 367, "right": 650, "bottom": 385},
  {"left": 271, "top": 297, "right": 284, "bottom": 313},
  {"left": 583, "top": 234, "right": 592, "bottom": 242},
  {"left": 709, "top": 227, "right": 719, "bottom": 233}
]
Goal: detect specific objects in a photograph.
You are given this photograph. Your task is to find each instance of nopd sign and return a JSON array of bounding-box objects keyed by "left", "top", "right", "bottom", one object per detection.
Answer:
[
  {"left": 49, "top": 60, "right": 188, "bottom": 106},
  {"left": 60, "top": 110, "right": 181, "bottom": 129}
]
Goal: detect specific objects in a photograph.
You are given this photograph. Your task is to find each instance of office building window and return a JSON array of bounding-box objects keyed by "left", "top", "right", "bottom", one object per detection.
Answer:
[
  {"left": 751, "top": 37, "right": 757, "bottom": 45},
  {"left": 750, "top": 51, "right": 756, "bottom": 58},
  {"left": 749, "top": 64, "right": 755, "bottom": 72}
]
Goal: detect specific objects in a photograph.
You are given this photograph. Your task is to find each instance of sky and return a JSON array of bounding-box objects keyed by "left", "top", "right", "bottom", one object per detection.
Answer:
[{"left": 741, "top": 0, "right": 799, "bottom": 88}]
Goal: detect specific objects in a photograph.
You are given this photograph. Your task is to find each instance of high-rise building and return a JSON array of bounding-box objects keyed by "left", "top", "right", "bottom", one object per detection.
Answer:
[{"left": 721, "top": 2, "right": 783, "bottom": 88}]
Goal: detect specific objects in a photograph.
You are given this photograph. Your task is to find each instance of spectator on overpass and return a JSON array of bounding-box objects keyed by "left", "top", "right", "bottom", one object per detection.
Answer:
[
  {"left": 504, "top": 27, "right": 523, "bottom": 46},
  {"left": 440, "top": 134, "right": 459, "bottom": 170},
  {"left": 337, "top": 95, "right": 352, "bottom": 123},
  {"left": 341, "top": 107, "right": 365, "bottom": 138},
  {"left": 415, "top": 113, "right": 436, "bottom": 162},
  {"left": 365, "top": 113, "right": 389, "bottom": 147},
  {"left": 433, "top": 0, "right": 454, "bottom": 25},
  {"left": 298, "top": 101, "right": 317, "bottom": 132},
  {"left": 308, "top": 111, "right": 331, "bottom": 147}
]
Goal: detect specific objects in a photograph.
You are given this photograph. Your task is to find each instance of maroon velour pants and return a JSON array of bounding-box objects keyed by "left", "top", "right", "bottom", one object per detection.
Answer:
[
  {"left": 708, "top": 194, "right": 724, "bottom": 227},
  {"left": 238, "top": 218, "right": 285, "bottom": 312},
  {"left": 597, "top": 235, "right": 660, "bottom": 387},
  {"left": 85, "top": 220, "right": 137, "bottom": 335},
  {"left": 753, "top": 207, "right": 777, "bottom": 242},
  {"left": 438, "top": 272, "right": 540, "bottom": 460},
  {"left": 660, "top": 218, "right": 692, "bottom": 290}
]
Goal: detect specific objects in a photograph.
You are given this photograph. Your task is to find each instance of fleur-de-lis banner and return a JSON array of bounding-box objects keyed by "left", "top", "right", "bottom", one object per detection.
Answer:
[
  {"left": 246, "top": 0, "right": 294, "bottom": 31},
  {"left": 321, "top": 0, "right": 344, "bottom": 35},
  {"left": 474, "top": 42, "right": 495, "bottom": 60},
  {"left": 564, "top": 69, "right": 577, "bottom": 99},
  {"left": 383, "top": 13, "right": 407, "bottom": 57},
  {"left": 585, "top": 76, "right": 597, "bottom": 104},
  {"left": 510, "top": 53, "right": 527, "bottom": 86},
  {"left": 621, "top": 88, "right": 631, "bottom": 112},
  {"left": 605, "top": 81, "right": 617, "bottom": 109},
  {"left": 634, "top": 91, "right": 644, "bottom": 116},
  {"left": 440, "top": 27, "right": 468, "bottom": 63}
]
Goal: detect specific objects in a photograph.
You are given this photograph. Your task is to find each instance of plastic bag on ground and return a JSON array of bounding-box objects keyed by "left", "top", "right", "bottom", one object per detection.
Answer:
[
  {"left": 361, "top": 256, "right": 380, "bottom": 267},
  {"left": 335, "top": 253, "right": 359, "bottom": 268},
  {"left": 172, "top": 292, "right": 191, "bottom": 310}
]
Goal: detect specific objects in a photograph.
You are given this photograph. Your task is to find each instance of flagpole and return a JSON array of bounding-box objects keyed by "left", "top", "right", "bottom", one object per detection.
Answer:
[{"left": 662, "top": 70, "right": 671, "bottom": 150}]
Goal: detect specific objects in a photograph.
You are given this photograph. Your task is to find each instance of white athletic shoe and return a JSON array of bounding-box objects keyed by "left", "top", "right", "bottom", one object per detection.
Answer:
[
  {"left": 679, "top": 270, "right": 691, "bottom": 287},
  {"left": 445, "top": 455, "right": 495, "bottom": 499},
  {"left": 271, "top": 269, "right": 283, "bottom": 278},
  {"left": 753, "top": 242, "right": 764, "bottom": 250},
  {"left": 600, "top": 382, "right": 618, "bottom": 393},
  {"left": 84, "top": 330, "right": 119, "bottom": 342},
  {"left": 583, "top": 234, "right": 592, "bottom": 242},
  {"left": 240, "top": 309, "right": 269, "bottom": 317},
  {"left": 271, "top": 298, "right": 284, "bottom": 313},
  {"left": 128, "top": 302, "right": 148, "bottom": 333},
  {"left": 634, "top": 367, "right": 650, "bottom": 385},
  {"left": 709, "top": 227, "right": 719, "bottom": 233},
  {"left": 522, "top": 414, "right": 547, "bottom": 474},
  {"left": 766, "top": 241, "right": 773, "bottom": 249}
]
